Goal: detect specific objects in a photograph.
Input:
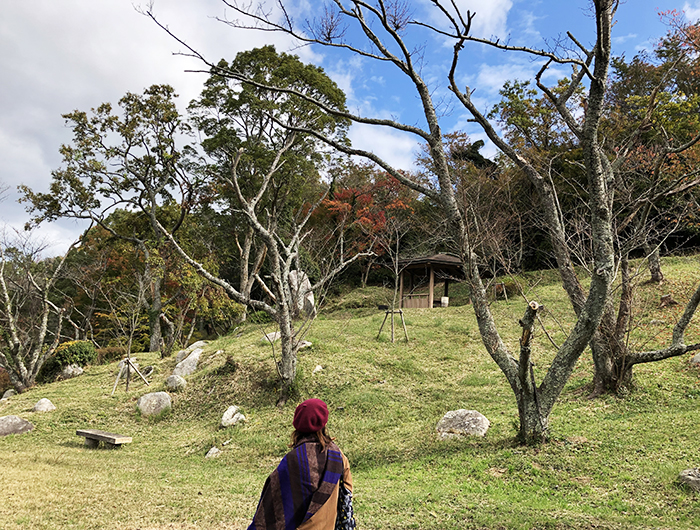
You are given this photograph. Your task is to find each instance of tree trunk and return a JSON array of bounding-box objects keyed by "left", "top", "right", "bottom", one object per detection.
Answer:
[
  {"left": 516, "top": 301, "right": 549, "bottom": 443},
  {"left": 147, "top": 275, "right": 163, "bottom": 353},
  {"left": 276, "top": 307, "right": 297, "bottom": 407},
  {"left": 645, "top": 243, "right": 664, "bottom": 283},
  {"left": 517, "top": 391, "right": 549, "bottom": 444},
  {"left": 591, "top": 256, "right": 635, "bottom": 395}
]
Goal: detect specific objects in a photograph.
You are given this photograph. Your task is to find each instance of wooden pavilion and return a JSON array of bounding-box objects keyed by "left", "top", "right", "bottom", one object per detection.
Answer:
[{"left": 399, "top": 253, "right": 463, "bottom": 309}]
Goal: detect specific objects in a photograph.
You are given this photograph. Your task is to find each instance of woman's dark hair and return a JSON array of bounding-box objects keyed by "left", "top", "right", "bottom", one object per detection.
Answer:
[{"left": 290, "top": 427, "right": 334, "bottom": 450}]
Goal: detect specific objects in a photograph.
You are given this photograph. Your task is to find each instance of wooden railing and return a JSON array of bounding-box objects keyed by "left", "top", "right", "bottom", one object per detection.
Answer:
[{"left": 402, "top": 294, "right": 430, "bottom": 308}]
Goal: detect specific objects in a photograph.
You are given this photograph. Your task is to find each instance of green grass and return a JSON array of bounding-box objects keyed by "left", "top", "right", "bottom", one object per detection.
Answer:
[{"left": 1, "top": 256, "right": 699, "bottom": 529}]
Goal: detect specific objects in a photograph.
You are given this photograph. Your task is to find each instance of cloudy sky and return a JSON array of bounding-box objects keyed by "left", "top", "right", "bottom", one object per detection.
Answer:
[{"left": 2, "top": 0, "right": 699, "bottom": 255}]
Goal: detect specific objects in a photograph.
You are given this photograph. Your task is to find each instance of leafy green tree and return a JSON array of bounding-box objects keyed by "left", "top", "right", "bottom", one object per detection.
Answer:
[
  {"left": 21, "top": 85, "right": 197, "bottom": 355},
  {"left": 156, "top": 46, "right": 362, "bottom": 404},
  {"left": 188, "top": 46, "right": 349, "bottom": 309}
]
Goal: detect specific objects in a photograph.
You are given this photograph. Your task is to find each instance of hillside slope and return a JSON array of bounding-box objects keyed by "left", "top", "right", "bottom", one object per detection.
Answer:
[{"left": 1, "top": 256, "right": 699, "bottom": 529}]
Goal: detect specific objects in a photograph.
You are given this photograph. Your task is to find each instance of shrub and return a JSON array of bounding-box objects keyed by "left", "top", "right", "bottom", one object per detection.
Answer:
[
  {"left": 95, "top": 346, "right": 127, "bottom": 365},
  {"left": 54, "top": 341, "right": 97, "bottom": 367},
  {"left": 37, "top": 340, "right": 98, "bottom": 384}
]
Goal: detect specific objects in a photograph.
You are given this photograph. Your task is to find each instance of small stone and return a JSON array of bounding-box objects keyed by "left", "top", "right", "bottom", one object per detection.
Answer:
[
  {"left": 436, "top": 409, "right": 490, "bottom": 439},
  {"left": 649, "top": 319, "right": 665, "bottom": 326},
  {"left": 678, "top": 468, "right": 700, "bottom": 491},
  {"left": 173, "top": 348, "right": 202, "bottom": 377},
  {"left": 141, "top": 366, "right": 155, "bottom": 378},
  {"left": 0, "top": 415, "right": 34, "bottom": 436},
  {"left": 690, "top": 353, "right": 700, "bottom": 366},
  {"left": 221, "top": 405, "right": 246, "bottom": 427},
  {"left": 205, "top": 447, "right": 221, "bottom": 458},
  {"left": 299, "top": 341, "right": 313, "bottom": 350},
  {"left": 312, "top": 365, "right": 323, "bottom": 374},
  {"left": 33, "top": 398, "right": 56, "bottom": 413},
  {"left": 118, "top": 358, "right": 136, "bottom": 369},
  {"left": 116, "top": 360, "right": 139, "bottom": 375},
  {"left": 660, "top": 294, "right": 679, "bottom": 307},
  {"left": 165, "top": 374, "right": 187, "bottom": 391},
  {"left": 2, "top": 389, "right": 16, "bottom": 399},
  {"left": 136, "top": 391, "right": 172, "bottom": 416}
]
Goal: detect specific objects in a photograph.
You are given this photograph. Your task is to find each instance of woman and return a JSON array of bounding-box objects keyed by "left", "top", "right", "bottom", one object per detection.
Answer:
[{"left": 247, "top": 398, "right": 353, "bottom": 530}]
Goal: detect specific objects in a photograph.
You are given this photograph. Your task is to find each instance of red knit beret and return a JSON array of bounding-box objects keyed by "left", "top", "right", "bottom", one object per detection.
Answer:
[{"left": 293, "top": 398, "right": 329, "bottom": 433}]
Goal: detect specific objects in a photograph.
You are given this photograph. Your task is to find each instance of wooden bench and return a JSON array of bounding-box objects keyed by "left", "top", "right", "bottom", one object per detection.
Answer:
[{"left": 76, "top": 429, "right": 132, "bottom": 449}]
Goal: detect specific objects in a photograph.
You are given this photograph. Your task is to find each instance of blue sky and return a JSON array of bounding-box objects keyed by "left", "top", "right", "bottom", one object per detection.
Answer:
[{"left": 1, "top": 0, "right": 698, "bottom": 254}]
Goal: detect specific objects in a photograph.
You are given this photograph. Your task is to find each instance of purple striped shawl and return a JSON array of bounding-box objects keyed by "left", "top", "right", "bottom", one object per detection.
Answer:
[{"left": 247, "top": 439, "right": 344, "bottom": 530}]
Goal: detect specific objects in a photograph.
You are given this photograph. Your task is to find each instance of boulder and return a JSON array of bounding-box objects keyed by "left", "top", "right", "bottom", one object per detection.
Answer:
[
  {"left": 289, "top": 270, "right": 315, "bottom": 318},
  {"left": 172, "top": 348, "right": 202, "bottom": 377},
  {"left": 33, "top": 398, "right": 56, "bottom": 413},
  {"left": 690, "top": 353, "right": 700, "bottom": 367},
  {"left": 261, "top": 331, "right": 281, "bottom": 344},
  {"left": 221, "top": 405, "right": 246, "bottom": 428},
  {"left": 2, "top": 389, "right": 16, "bottom": 399},
  {"left": 205, "top": 446, "right": 221, "bottom": 458},
  {"left": 0, "top": 415, "right": 34, "bottom": 437},
  {"left": 136, "top": 391, "right": 172, "bottom": 416},
  {"left": 60, "top": 364, "right": 83, "bottom": 380},
  {"left": 678, "top": 468, "right": 700, "bottom": 491},
  {"left": 165, "top": 374, "right": 187, "bottom": 391},
  {"left": 436, "top": 409, "right": 490, "bottom": 439},
  {"left": 176, "top": 340, "right": 208, "bottom": 363}
]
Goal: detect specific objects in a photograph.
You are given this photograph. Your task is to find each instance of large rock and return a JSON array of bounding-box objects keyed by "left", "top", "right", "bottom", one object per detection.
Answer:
[
  {"left": 2, "top": 389, "right": 16, "bottom": 399},
  {"left": 261, "top": 331, "right": 281, "bottom": 344},
  {"left": 678, "top": 468, "right": 700, "bottom": 491},
  {"left": 60, "top": 364, "right": 83, "bottom": 380},
  {"left": 172, "top": 348, "right": 202, "bottom": 377},
  {"left": 176, "top": 340, "right": 208, "bottom": 363},
  {"left": 690, "top": 353, "right": 700, "bottom": 367},
  {"left": 221, "top": 405, "right": 246, "bottom": 428},
  {"left": 33, "top": 398, "right": 56, "bottom": 413},
  {"left": 136, "top": 392, "right": 172, "bottom": 416},
  {"left": 165, "top": 374, "right": 187, "bottom": 391},
  {"left": 0, "top": 415, "right": 34, "bottom": 436},
  {"left": 436, "top": 409, "right": 490, "bottom": 439},
  {"left": 289, "top": 270, "right": 315, "bottom": 318}
]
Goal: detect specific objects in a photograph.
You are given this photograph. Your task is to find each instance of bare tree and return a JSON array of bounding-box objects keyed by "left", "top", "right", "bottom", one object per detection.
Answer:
[
  {"left": 148, "top": 0, "right": 700, "bottom": 441},
  {"left": 0, "top": 230, "right": 79, "bottom": 392},
  {"left": 157, "top": 142, "right": 369, "bottom": 404}
]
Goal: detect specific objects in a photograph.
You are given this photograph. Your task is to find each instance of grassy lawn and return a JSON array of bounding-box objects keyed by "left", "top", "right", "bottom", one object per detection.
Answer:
[{"left": 1, "top": 256, "right": 699, "bottom": 529}]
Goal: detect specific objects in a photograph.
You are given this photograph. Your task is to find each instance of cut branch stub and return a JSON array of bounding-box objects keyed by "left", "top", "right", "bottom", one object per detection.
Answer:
[{"left": 519, "top": 301, "right": 541, "bottom": 345}]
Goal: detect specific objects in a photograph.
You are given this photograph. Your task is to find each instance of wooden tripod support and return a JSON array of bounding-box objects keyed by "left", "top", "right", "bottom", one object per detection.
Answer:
[
  {"left": 111, "top": 357, "right": 150, "bottom": 396},
  {"left": 377, "top": 309, "right": 409, "bottom": 343}
]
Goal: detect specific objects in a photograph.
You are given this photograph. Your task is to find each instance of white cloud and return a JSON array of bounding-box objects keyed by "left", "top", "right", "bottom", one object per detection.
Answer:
[
  {"left": 684, "top": 1, "right": 700, "bottom": 21},
  {"left": 348, "top": 124, "right": 420, "bottom": 172},
  {"left": 425, "top": 0, "right": 514, "bottom": 39},
  {"left": 0, "top": 0, "right": 302, "bottom": 255},
  {"left": 613, "top": 33, "right": 638, "bottom": 45}
]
